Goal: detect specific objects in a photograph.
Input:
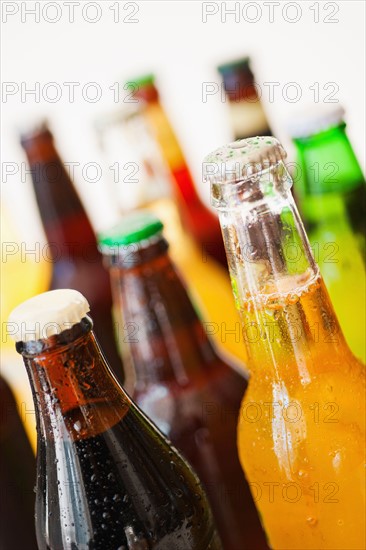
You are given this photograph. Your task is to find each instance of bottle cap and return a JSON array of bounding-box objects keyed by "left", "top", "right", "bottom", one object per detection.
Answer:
[
  {"left": 98, "top": 211, "right": 164, "bottom": 253},
  {"left": 8, "top": 289, "right": 90, "bottom": 342},
  {"left": 203, "top": 136, "right": 287, "bottom": 184},
  {"left": 125, "top": 73, "right": 156, "bottom": 90},
  {"left": 285, "top": 104, "right": 345, "bottom": 139},
  {"left": 217, "top": 57, "right": 251, "bottom": 75}
]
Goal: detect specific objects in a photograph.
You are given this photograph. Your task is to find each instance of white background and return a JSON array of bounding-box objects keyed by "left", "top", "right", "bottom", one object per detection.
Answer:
[{"left": 2, "top": 0, "right": 366, "bottom": 244}]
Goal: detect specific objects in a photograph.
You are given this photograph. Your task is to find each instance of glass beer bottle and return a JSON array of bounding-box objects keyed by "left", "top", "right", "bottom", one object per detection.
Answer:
[
  {"left": 9, "top": 289, "right": 222, "bottom": 550},
  {"left": 217, "top": 57, "right": 273, "bottom": 141},
  {"left": 124, "top": 74, "right": 227, "bottom": 267},
  {"left": 98, "top": 212, "right": 269, "bottom": 550},
  {"left": 204, "top": 136, "right": 365, "bottom": 549},
  {"left": 20, "top": 123, "right": 123, "bottom": 383},
  {"left": 288, "top": 105, "right": 365, "bottom": 361}
]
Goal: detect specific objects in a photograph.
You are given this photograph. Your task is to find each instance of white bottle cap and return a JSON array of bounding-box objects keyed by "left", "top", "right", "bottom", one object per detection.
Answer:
[
  {"left": 285, "top": 104, "right": 345, "bottom": 139},
  {"left": 8, "top": 289, "right": 90, "bottom": 343}
]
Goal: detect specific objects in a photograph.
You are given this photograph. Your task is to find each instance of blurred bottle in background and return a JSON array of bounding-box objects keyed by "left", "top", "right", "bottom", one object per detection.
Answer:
[
  {"left": 99, "top": 212, "right": 269, "bottom": 550},
  {"left": 20, "top": 123, "right": 123, "bottom": 382},
  {"left": 124, "top": 74, "right": 227, "bottom": 267},
  {"left": 96, "top": 104, "right": 248, "bottom": 366},
  {"left": 0, "top": 375, "right": 38, "bottom": 550},
  {"left": 1, "top": 203, "right": 51, "bottom": 451},
  {"left": 217, "top": 57, "right": 273, "bottom": 141},
  {"left": 288, "top": 105, "right": 365, "bottom": 362}
]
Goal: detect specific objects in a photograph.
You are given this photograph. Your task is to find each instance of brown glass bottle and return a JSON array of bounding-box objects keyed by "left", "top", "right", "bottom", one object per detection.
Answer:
[
  {"left": 10, "top": 289, "right": 222, "bottom": 550},
  {"left": 20, "top": 124, "right": 122, "bottom": 383},
  {"left": 99, "top": 212, "right": 269, "bottom": 550},
  {"left": 0, "top": 375, "right": 38, "bottom": 550}
]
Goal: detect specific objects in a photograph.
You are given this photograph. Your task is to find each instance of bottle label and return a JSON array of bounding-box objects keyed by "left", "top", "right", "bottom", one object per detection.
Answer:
[{"left": 229, "top": 100, "right": 271, "bottom": 140}]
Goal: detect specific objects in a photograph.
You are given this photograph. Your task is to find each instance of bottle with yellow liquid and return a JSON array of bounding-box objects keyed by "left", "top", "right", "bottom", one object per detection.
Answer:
[
  {"left": 287, "top": 104, "right": 365, "bottom": 362},
  {"left": 96, "top": 103, "right": 247, "bottom": 366},
  {"left": 204, "top": 137, "right": 365, "bottom": 550},
  {"left": 1, "top": 203, "right": 51, "bottom": 451}
]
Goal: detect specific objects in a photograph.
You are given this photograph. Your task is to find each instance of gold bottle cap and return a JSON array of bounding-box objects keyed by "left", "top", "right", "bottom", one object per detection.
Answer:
[{"left": 8, "top": 289, "right": 90, "bottom": 342}]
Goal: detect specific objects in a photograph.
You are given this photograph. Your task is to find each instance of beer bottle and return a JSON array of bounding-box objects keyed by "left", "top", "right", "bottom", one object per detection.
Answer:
[
  {"left": 20, "top": 123, "right": 122, "bottom": 383},
  {"left": 217, "top": 58, "right": 273, "bottom": 141},
  {"left": 0, "top": 375, "right": 37, "bottom": 550},
  {"left": 124, "top": 74, "right": 227, "bottom": 267},
  {"left": 204, "top": 136, "right": 365, "bottom": 549},
  {"left": 287, "top": 104, "right": 365, "bottom": 361},
  {"left": 9, "top": 289, "right": 222, "bottom": 550},
  {"left": 98, "top": 211, "right": 269, "bottom": 550}
]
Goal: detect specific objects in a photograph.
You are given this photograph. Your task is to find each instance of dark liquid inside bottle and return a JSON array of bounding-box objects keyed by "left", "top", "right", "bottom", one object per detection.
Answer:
[
  {"left": 17, "top": 317, "right": 221, "bottom": 550},
  {"left": 37, "top": 403, "right": 220, "bottom": 550}
]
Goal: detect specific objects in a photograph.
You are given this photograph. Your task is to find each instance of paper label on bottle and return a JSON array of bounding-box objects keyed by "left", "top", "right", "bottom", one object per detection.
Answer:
[{"left": 229, "top": 100, "right": 271, "bottom": 139}]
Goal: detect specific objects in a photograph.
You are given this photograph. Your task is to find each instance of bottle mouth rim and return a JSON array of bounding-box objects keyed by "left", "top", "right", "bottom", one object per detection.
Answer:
[{"left": 15, "top": 316, "right": 92, "bottom": 357}]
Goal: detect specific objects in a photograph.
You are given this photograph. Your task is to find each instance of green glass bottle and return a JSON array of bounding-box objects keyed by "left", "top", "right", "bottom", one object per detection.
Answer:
[{"left": 288, "top": 105, "right": 365, "bottom": 362}]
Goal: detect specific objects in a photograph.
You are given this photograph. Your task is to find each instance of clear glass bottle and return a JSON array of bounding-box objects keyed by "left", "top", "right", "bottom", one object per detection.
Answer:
[
  {"left": 9, "top": 289, "right": 222, "bottom": 550},
  {"left": 288, "top": 105, "right": 365, "bottom": 361},
  {"left": 96, "top": 103, "right": 248, "bottom": 366},
  {"left": 98, "top": 211, "right": 269, "bottom": 550},
  {"left": 204, "top": 136, "right": 365, "bottom": 550}
]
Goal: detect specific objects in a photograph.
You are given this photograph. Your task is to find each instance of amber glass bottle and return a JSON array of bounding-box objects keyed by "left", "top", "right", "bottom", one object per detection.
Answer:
[
  {"left": 99, "top": 212, "right": 269, "bottom": 550},
  {"left": 9, "top": 289, "right": 222, "bottom": 550},
  {"left": 20, "top": 123, "right": 122, "bottom": 382},
  {"left": 124, "top": 74, "right": 227, "bottom": 267}
]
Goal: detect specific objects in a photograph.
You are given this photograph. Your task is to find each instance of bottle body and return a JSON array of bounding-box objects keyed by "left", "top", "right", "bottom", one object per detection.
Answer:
[
  {"left": 105, "top": 238, "right": 268, "bottom": 550},
  {"left": 237, "top": 274, "right": 365, "bottom": 549},
  {"left": 293, "top": 122, "right": 366, "bottom": 361},
  {"left": 17, "top": 315, "right": 221, "bottom": 550}
]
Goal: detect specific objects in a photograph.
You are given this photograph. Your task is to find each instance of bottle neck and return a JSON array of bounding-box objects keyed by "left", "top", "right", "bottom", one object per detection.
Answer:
[
  {"left": 21, "top": 133, "right": 97, "bottom": 254},
  {"left": 105, "top": 239, "right": 217, "bottom": 387},
  {"left": 18, "top": 318, "right": 128, "bottom": 440},
  {"left": 294, "top": 124, "right": 365, "bottom": 200},
  {"left": 222, "top": 77, "right": 272, "bottom": 140},
  {"left": 215, "top": 162, "right": 352, "bottom": 378},
  {"left": 136, "top": 88, "right": 201, "bottom": 208}
]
